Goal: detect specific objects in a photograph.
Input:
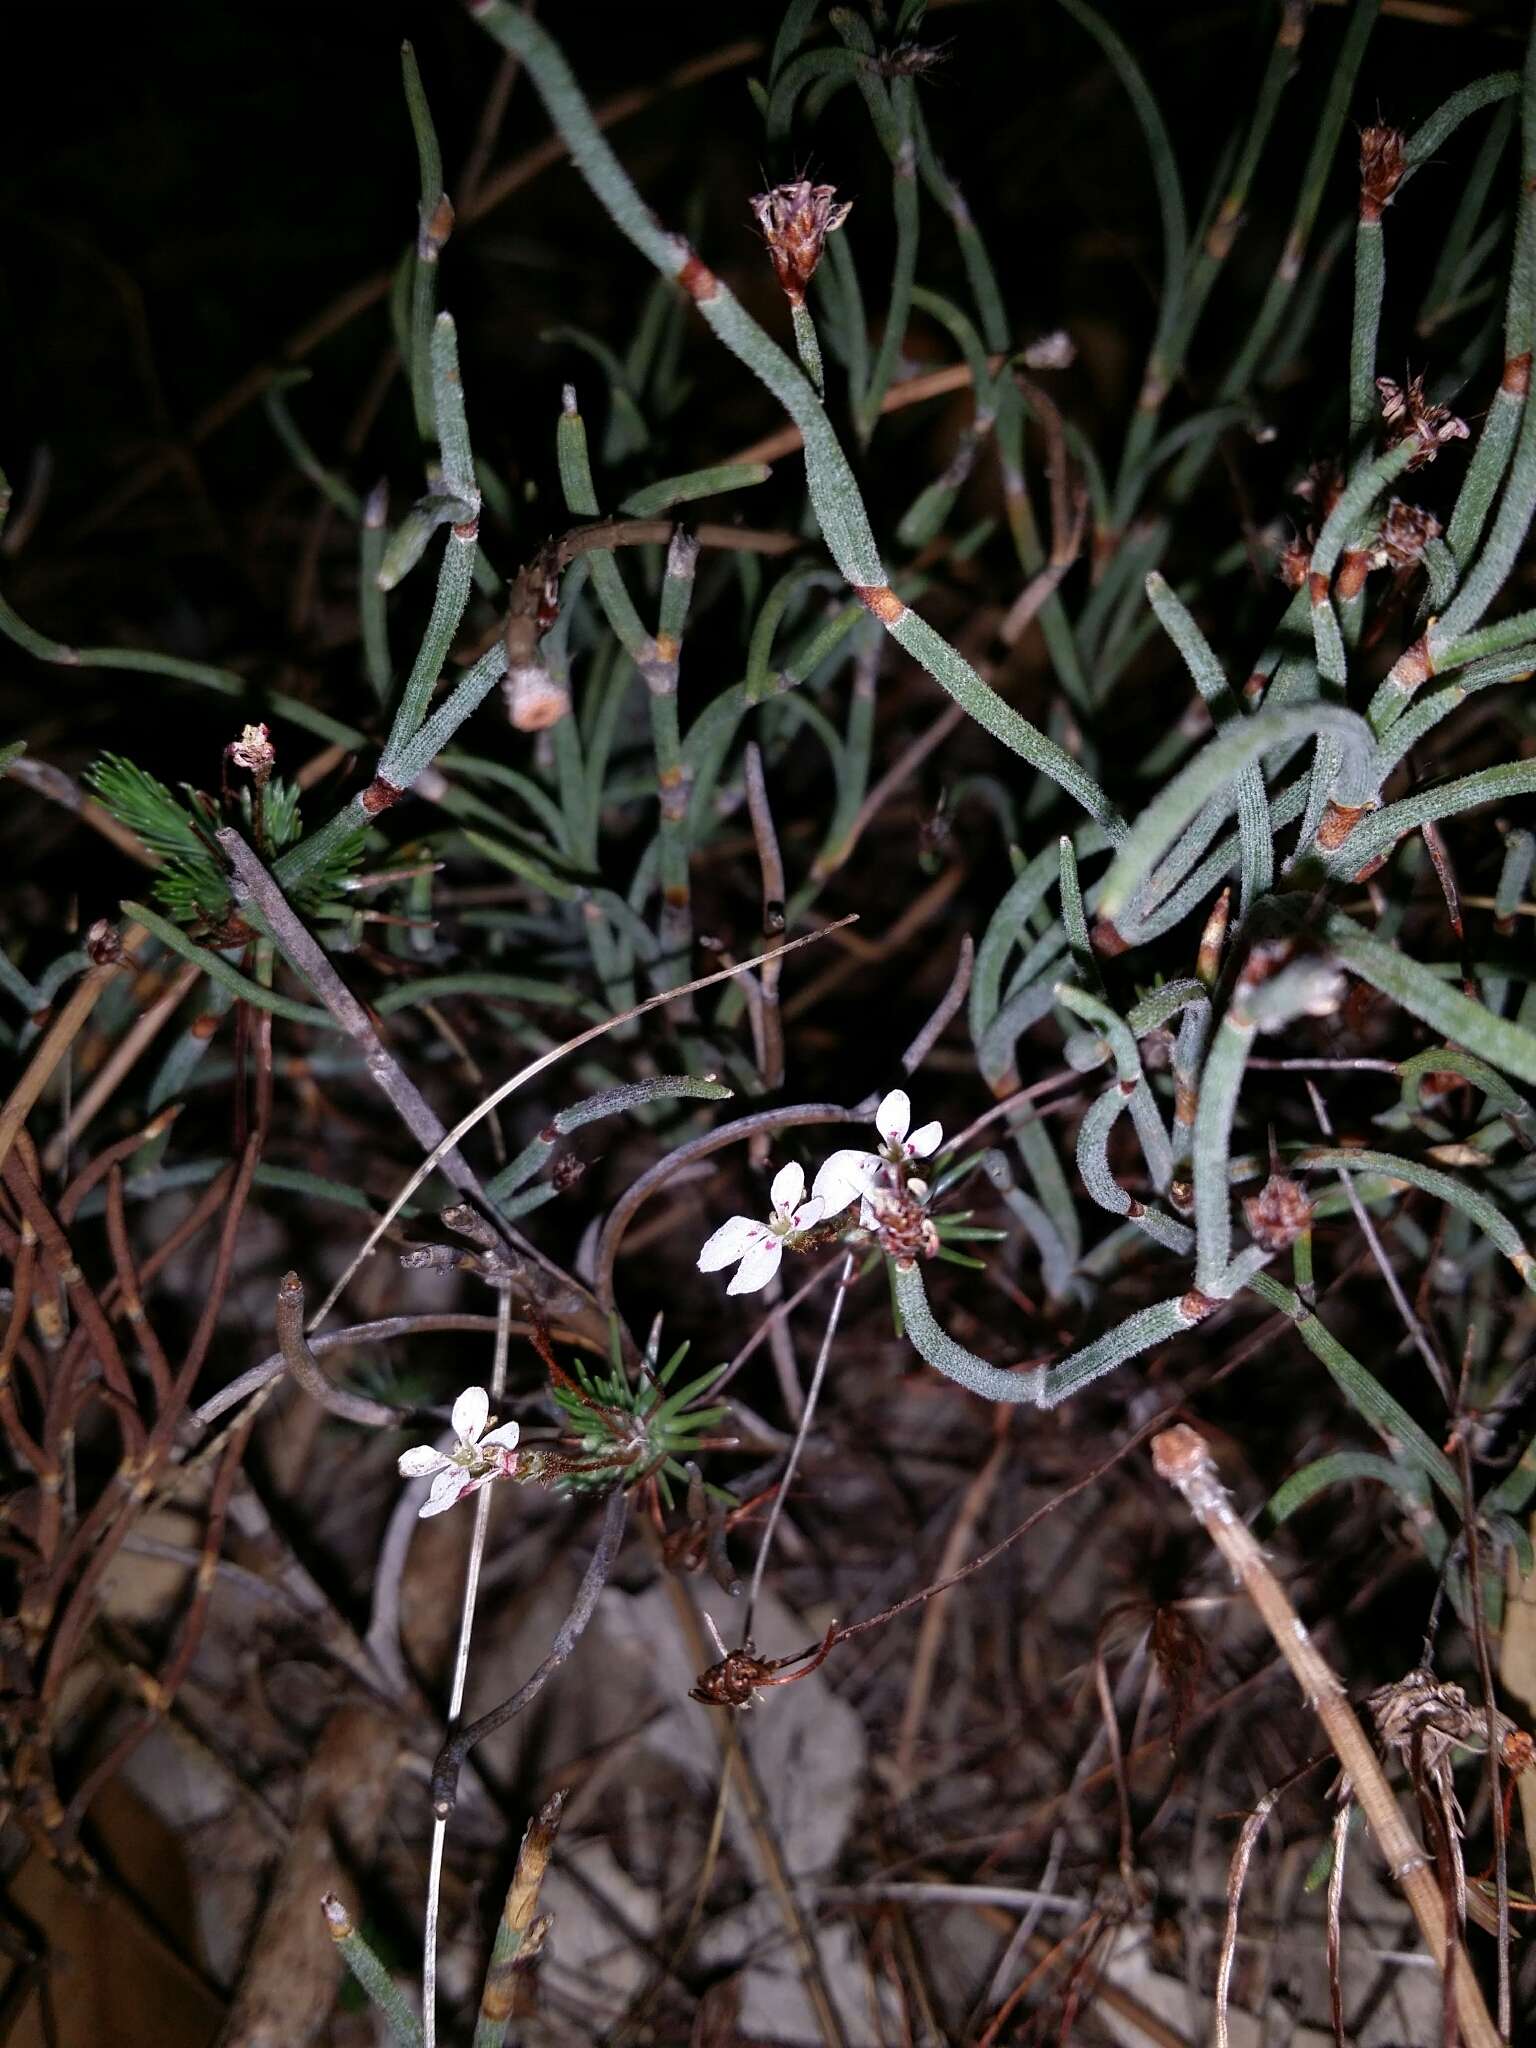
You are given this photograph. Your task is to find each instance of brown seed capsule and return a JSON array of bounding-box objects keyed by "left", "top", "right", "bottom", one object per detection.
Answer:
[{"left": 749, "top": 180, "right": 852, "bottom": 307}]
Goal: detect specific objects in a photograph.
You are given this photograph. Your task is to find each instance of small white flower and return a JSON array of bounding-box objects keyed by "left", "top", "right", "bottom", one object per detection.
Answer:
[
  {"left": 812, "top": 1088, "right": 943, "bottom": 1217},
  {"left": 697, "top": 1160, "right": 823, "bottom": 1296},
  {"left": 397, "top": 1385, "right": 521, "bottom": 1518}
]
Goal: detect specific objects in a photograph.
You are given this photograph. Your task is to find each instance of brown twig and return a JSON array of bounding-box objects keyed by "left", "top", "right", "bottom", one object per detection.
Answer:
[
  {"left": 1150, "top": 1424, "right": 1503, "bottom": 2048},
  {"left": 63, "top": 1403, "right": 256, "bottom": 1832},
  {"left": 273, "top": 1271, "right": 407, "bottom": 1428},
  {"left": 2, "top": 1139, "right": 145, "bottom": 1457},
  {"left": 890, "top": 1420, "right": 1008, "bottom": 1794},
  {"left": 219, "top": 825, "right": 611, "bottom": 1355},
  {"left": 0, "top": 922, "right": 147, "bottom": 1177},
  {"left": 901, "top": 933, "right": 973, "bottom": 1076},
  {"left": 728, "top": 354, "right": 1006, "bottom": 466},
  {"left": 41, "top": 960, "right": 200, "bottom": 1173}
]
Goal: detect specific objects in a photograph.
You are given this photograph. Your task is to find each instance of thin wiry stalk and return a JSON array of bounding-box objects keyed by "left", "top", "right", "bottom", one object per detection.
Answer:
[
  {"left": 741, "top": 1252, "right": 853, "bottom": 1643},
  {"left": 422, "top": 1285, "right": 511, "bottom": 2048}
]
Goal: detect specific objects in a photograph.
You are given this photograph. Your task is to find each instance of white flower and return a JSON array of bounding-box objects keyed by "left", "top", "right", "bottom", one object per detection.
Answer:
[
  {"left": 397, "top": 1385, "right": 521, "bottom": 1518},
  {"left": 697, "top": 1161, "right": 823, "bottom": 1296},
  {"left": 812, "top": 1088, "right": 943, "bottom": 1216}
]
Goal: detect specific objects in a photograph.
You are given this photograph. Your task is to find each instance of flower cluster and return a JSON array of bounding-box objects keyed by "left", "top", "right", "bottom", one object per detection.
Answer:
[{"left": 696, "top": 1089, "right": 943, "bottom": 1295}]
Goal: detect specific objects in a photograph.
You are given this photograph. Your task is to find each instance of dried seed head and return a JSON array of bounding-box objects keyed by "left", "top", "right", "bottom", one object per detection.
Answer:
[
  {"left": 86, "top": 918, "right": 123, "bottom": 967},
  {"left": 1359, "top": 125, "right": 1406, "bottom": 222},
  {"left": 749, "top": 180, "right": 852, "bottom": 307},
  {"left": 1376, "top": 372, "right": 1469, "bottom": 468},
  {"left": 1368, "top": 1667, "right": 1516, "bottom": 1784},
  {"left": 1242, "top": 1172, "right": 1313, "bottom": 1252},
  {"left": 866, "top": 1181, "right": 939, "bottom": 1265},
  {"left": 691, "top": 1644, "right": 774, "bottom": 1709},
  {"left": 1373, "top": 497, "right": 1441, "bottom": 569},
  {"left": 227, "top": 721, "right": 275, "bottom": 787},
  {"left": 504, "top": 662, "right": 572, "bottom": 733}
]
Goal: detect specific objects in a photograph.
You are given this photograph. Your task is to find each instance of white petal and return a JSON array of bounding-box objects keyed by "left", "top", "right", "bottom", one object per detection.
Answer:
[
  {"left": 769, "top": 1160, "right": 805, "bottom": 1216},
  {"left": 419, "top": 1467, "right": 469, "bottom": 1517},
  {"left": 397, "top": 1444, "right": 449, "bottom": 1478},
  {"left": 480, "top": 1420, "right": 521, "bottom": 1452},
  {"left": 698, "top": 1215, "right": 767, "bottom": 1272},
  {"left": 790, "top": 1197, "right": 824, "bottom": 1231},
  {"left": 727, "top": 1234, "right": 783, "bottom": 1294},
  {"left": 907, "top": 1119, "right": 943, "bottom": 1159},
  {"left": 451, "top": 1385, "right": 489, "bottom": 1445},
  {"left": 813, "top": 1149, "right": 882, "bottom": 1214},
  {"left": 876, "top": 1088, "right": 912, "bottom": 1146}
]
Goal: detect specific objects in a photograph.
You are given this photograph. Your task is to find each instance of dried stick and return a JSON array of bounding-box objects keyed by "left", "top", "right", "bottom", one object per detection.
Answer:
[
  {"left": 219, "top": 827, "right": 480, "bottom": 1194},
  {"left": 1214, "top": 1757, "right": 1330, "bottom": 2048},
  {"left": 817, "top": 701, "right": 964, "bottom": 882},
  {"left": 2, "top": 1143, "right": 145, "bottom": 1456},
  {"left": 1150, "top": 1425, "right": 1504, "bottom": 2048},
  {"left": 274, "top": 1271, "right": 405, "bottom": 1428},
  {"left": 902, "top": 934, "right": 973, "bottom": 1076},
  {"left": 473, "top": 1791, "right": 562, "bottom": 2048},
  {"left": 891, "top": 1423, "right": 1009, "bottom": 1797},
  {"left": 728, "top": 354, "right": 1006, "bottom": 466},
  {"left": 41, "top": 958, "right": 200, "bottom": 1172},
  {"left": 219, "top": 825, "right": 609, "bottom": 1350},
  {"left": 430, "top": 1484, "right": 628, "bottom": 1818},
  {"left": 62, "top": 1403, "right": 256, "bottom": 1832}
]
